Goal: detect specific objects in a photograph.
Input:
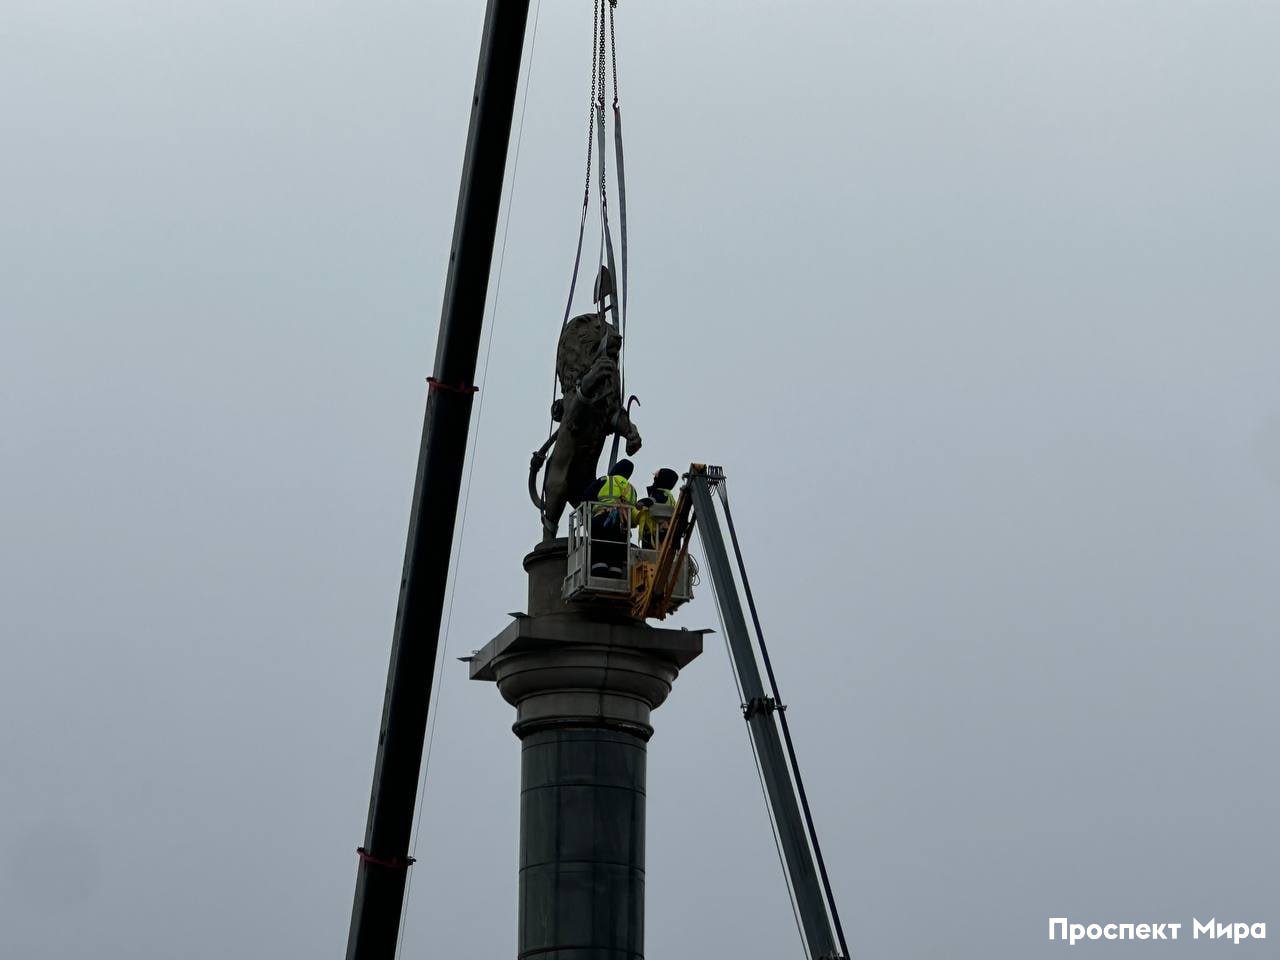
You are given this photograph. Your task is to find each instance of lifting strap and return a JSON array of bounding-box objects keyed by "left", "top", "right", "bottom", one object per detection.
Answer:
[
  {"left": 559, "top": 1, "right": 601, "bottom": 329},
  {"left": 561, "top": 198, "right": 590, "bottom": 330},
  {"left": 614, "top": 102, "right": 628, "bottom": 338},
  {"left": 562, "top": 0, "right": 628, "bottom": 344},
  {"left": 596, "top": 96, "right": 618, "bottom": 337},
  {"left": 554, "top": 0, "right": 632, "bottom": 478},
  {"left": 609, "top": 0, "right": 628, "bottom": 338}
]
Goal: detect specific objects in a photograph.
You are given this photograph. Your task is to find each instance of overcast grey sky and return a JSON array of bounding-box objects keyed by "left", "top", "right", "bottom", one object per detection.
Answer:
[{"left": 3, "top": 1, "right": 1278, "bottom": 957}]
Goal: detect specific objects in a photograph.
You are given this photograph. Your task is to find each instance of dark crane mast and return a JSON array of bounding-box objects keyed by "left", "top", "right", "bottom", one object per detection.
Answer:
[{"left": 345, "top": 2, "right": 531, "bottom": 958}]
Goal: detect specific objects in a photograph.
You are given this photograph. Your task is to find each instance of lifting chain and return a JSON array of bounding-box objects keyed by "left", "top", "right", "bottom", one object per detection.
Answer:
[
  {"left": 596, "top": 3, "right": 609, "bottom": 211},
  {"left": 609, "top": 0, "right": 620, "bottom": 108},
  {"left": 554, "top": 0, "right": 628, "bottom": 433},
  {"left": 583, "top": 0, "right": 600, "bottom": 208}
]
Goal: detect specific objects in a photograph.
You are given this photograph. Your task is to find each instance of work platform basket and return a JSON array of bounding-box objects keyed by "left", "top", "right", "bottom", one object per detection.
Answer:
[{"left": 563, "top": 500, "right": 695, "bottom": 613}]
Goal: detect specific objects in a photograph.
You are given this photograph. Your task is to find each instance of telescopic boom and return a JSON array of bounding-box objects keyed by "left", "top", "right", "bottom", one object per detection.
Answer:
[{"left": 345, "top": 3, "right": 531, "bottom": 958}]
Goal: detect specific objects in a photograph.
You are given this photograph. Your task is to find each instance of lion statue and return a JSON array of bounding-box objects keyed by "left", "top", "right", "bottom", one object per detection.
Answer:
[{"left": 529, "top": 310, "right": 641, "bottom": 540}]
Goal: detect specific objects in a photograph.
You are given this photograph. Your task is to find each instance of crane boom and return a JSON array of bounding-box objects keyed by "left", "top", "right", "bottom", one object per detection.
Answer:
[{"left": 345, "top": 2, "right": 531, "bottom": 958}]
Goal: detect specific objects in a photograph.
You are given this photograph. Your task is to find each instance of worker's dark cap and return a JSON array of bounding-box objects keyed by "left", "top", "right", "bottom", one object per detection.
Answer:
[
  {"left": 653, "top": 467, "right": 679, "bottom": 489},
  {"left": 612, "top": 459, "right": 635, "bottom": 479}
]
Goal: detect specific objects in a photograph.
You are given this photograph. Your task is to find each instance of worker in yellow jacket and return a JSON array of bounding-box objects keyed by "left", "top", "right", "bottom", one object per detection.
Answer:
[
  {"left": 637, "top": 467, "right": 679, "bottom": 549},
  {"left": 583, "top": 459, "right": 637, "bottom": 578}
]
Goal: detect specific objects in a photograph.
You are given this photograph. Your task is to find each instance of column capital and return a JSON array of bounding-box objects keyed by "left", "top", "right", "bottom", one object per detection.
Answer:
[{"left": 471, "top": 612, "right": 706, "bottom": 738}]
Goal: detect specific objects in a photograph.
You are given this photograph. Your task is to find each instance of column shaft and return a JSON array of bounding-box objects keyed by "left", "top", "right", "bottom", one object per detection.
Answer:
[{"left": 519, "top": 728, "right": 647, "bottom": 960}]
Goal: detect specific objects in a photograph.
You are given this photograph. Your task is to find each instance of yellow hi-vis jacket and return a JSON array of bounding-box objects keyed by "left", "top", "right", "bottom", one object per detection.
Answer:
[
  {"left": 638, "top": 488, "right": 677, "bottom": 547},
  {"left": 593, "top": 476, "right": 637, "bottom": 519}
]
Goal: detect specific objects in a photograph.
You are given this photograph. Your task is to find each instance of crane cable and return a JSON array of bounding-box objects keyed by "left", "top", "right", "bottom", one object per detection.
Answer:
[
  {"left": 541, "top": 0, "right": 604, "bottom": 466},
  {"left": 593, "top": 5, "right": 628, "bottom": 350},
  {"left": 535, "top": 0, "right": 605, "bottom": 519},
  {"left": 544, "top": 0, "right": 631, "bottom": 489},
  {"left": 609, "top": 0, "right": 629, "bottom": 342},
  {"left": 553, "top": 1, "right": 628, "bottom": 345},
  {"left": 596, "top": 1, "right": 629, "bottom": 396},
  {"left": 556, "top": 0, "right": 601, "bottom": 333}
]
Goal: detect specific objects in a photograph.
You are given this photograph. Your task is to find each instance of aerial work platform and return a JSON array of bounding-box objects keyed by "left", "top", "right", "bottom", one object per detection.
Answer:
[{"left": 562, "top": 499, "right": 696, "bottom": 612}]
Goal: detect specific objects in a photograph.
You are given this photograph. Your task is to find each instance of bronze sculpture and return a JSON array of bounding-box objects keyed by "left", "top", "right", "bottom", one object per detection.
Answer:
[{"left": 529, "top": 272, "right": 641, "bottom": 540}]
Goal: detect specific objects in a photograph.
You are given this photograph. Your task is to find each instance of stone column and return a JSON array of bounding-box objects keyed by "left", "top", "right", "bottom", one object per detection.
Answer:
[{"left": 470, "top": 540, "right": 703, "bottom": 960}]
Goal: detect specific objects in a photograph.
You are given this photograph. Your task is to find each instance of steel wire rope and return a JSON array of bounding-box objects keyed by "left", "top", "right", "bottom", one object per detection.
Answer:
[
  {"left": 595, "top": 3, "right": 609, "bottom": 241},
  {"left": 698, "top": 530, "right": 812, "bottom": 960},
  {"left": 542, "top": 0, "right": 627, "bottom": 508},
  {"left": 607, "top": 0, "right": 627, "bottom": 392},
  {"left": 544, "top": 0, "right": 602, "bottom": 447},
  {"left": 558, "top": 0, "right": 600, "bottom": 334},
  {"left": 715, "top": 480, "right": 852, "bottom": 960},
  {"left": 591, "top": 0, "right": 621, "bottom": 427},
  {"left": 394, "top": 2, "right": 544, "bottom": 954}
]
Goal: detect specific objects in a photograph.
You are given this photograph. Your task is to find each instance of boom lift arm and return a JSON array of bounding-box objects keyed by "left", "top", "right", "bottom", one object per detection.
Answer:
[
  {"left": 638, "top": 465, "right": 851, "bottom": 960},
  {"left": 631, "top": 476, "right": 695, "bottom": 619}
]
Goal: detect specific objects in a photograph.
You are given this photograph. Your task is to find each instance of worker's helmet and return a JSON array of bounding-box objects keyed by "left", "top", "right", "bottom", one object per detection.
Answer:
[
  {"left": 653, "top": 467, "right": 679, "bottom": 490},
  {"left": 613, "top": 459, "right": 635, "bottom": 479}
]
